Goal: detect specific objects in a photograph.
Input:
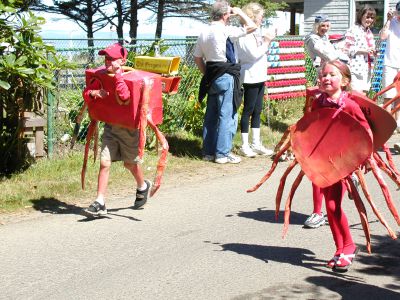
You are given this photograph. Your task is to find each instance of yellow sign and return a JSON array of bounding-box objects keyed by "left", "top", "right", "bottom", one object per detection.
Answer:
[{"left": 134, "top": 56, "right": 180, "bottom": 75}]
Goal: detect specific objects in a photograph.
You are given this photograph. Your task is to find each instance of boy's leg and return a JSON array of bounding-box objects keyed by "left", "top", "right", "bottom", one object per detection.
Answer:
[
  {"left": 124, "top": 162, "right": 151, "bottom": 209},
  {"left": 83, "top": 125, "right": 116, "bottom": 216},
  {"left": 97, "top": 159, "right": 111, "bottom": 204}
]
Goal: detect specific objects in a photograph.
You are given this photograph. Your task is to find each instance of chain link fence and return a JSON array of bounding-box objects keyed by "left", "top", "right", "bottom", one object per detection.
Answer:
[
  {"left": 45, "top": 37, "right": 201, "bottom": 155},
  {"left": 44, "top": 36, "right": 385, "bottom": 157}
]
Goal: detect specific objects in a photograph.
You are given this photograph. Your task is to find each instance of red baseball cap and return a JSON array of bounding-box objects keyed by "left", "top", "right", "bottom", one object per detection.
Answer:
[{"left": 98, "top": 43, "right": 128, "bottom": 59}]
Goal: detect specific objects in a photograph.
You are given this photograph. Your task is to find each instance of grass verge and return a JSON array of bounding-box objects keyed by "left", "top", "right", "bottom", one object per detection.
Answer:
[{"left": 0, "top": 98, "right": 304, "bottom": 214}]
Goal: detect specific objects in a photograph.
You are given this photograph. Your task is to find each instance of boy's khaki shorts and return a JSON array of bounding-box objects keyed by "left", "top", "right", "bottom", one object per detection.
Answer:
[{"left": 100, "top": 124, "right": 141, "bottom": 164}]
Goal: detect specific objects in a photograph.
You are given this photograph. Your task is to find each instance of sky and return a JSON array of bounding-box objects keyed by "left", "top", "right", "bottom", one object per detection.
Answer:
[
  {"left": 38, "top": 9, "right": 209, "bottom": 39},
  {"left": 37, "top": 4, "right": 295, "bottom": 39}
]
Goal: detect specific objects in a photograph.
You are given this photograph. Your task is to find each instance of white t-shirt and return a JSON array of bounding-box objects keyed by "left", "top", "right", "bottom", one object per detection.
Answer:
[
  {"left": 193, "top": 21, "right": 247, "bottom": 62},
  {"left": 384, "top": 18, "right": 400, "bottom": 68}
]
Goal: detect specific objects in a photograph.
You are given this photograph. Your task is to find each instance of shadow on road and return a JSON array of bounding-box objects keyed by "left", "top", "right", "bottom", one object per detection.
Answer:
[
  {"left": 356, "top": 233, "right": 400, "bottom": 279},
  {"left": 218, "top": 233, "right": 400, "bottom": 299},
  {"left": 29, "top": 197, "right": 141, "bottom": 222},
  {"left": 215, "top": 242, "right": 325, "bottom": 268},
  {"left": 30, "top": 197, "right": 83, "bottom": 215},
  {"left": 230, "top": 207, "right": 308, "bottom": 225},
  {"left": 306, "top": 275, "right": 400, "bottom": 299}
]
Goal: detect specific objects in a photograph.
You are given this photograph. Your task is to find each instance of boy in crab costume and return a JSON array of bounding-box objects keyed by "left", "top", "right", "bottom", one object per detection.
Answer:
[
  {"left": 81, "top": 43, "right": 155, "bottom": 217},
  {"left": 249, "top": 59, "right": 400, "bottom": 272}
]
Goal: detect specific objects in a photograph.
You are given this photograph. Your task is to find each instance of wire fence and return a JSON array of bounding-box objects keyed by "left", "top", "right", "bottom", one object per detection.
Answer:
[{"left": 44, "top": 36, "right": 385, "bottom": 157}]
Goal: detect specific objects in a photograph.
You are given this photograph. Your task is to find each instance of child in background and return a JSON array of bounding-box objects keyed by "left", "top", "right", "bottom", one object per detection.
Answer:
[
  {"left": 82, "top": 43, "right": 151, "bottom": 216},
  {"left": 312, "top": 60, "right": 372, "bottom": 272}
]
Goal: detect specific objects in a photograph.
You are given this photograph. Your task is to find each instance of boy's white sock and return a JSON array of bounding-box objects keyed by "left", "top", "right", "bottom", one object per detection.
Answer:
[
  {"left": 95, "top": 195, "right": 104, "bottom": 206},
  {"left": 137, "top": 181, "right": 148, "bottom": 191}
]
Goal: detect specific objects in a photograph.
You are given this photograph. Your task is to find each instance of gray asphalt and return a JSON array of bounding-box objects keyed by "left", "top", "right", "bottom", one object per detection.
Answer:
[{"left": 1, "top": 143, "right": 400, "bottom": 299}]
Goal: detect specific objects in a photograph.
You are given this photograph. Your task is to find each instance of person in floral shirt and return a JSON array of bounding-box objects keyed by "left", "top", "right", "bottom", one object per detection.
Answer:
[{"left": 344, "top": 5, "right": 377, "bottom": 93}]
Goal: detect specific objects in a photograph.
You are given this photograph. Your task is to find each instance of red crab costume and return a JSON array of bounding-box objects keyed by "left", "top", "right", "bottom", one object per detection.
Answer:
[
  {"left": 79, "top": 65, "right": 168, "bottom": 197},
  {"left": 248, "top": 83, "right": 400, "bottom": 261}
]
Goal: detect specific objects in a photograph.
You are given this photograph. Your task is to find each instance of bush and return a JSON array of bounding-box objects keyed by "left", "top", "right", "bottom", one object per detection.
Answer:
[{"left": 0, "top": 2, "right": 72, "bottom": 175}]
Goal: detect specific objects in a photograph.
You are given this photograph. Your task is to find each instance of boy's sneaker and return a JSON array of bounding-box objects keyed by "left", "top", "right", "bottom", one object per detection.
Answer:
[
  {"left": 134, "top": 180, "right": 152, "bottom": 209},
  {"left": 215, "top": 153, "right": 241, "bottom": 164},
  {"left": 83, "top": 201, "right": 107, "bottom": 217},
  {"left": 394, "top": 143, "right": 400, "bottom": 153},
  {"left": 239, "top": 146, "right": 257, "bottom": 158},
  {"left": 304, "top": 213, "right": 326, "bottom": 228},
  {"left": 251, "top": 144, "right": 274, "bottom": 156}
]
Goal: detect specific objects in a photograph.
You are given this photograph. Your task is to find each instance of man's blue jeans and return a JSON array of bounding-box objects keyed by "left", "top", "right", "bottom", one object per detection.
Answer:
[{"left": 202, "top": 73, "right": 238, "bottom": 159}]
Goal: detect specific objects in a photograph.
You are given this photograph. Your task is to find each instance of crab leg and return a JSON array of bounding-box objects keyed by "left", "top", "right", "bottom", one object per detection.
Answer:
[
  {"left": 147, "top": 117, "right": 169, "bottom": 197},
  {"left": 247, "top": 141, "right": 291, "bottom": 193},
  {"left": 81, "top": 120, "right": 97, "bottom": 190},
  {"left": 373, "top": 151, "right": 400, "bottom": 187},
  {"left": 274, "top": 126, "right": 292, "bottom": 153},
  {"left": 282, "top": 170, "right": 305, "bottom": 238},
  {"left": 382, "top": 94, "right": 400, "bottom": 111},
  {"left": 275, "top": 159, "right": 298, "bottom": 220},
  {"left": 355, "top": 169, "right": 397, "bottom": 239},
  {"left": 380, "top": 144, "right": 400, "bottom": 177},
  {"left": 368, "top": 157, "right": 400, "bottom": 225},
  {"left": 138, "top": 78, "right": 153, "bottom": 160},
  {"left": 346, "top": 175, "right": 371, "bottom": 253}
]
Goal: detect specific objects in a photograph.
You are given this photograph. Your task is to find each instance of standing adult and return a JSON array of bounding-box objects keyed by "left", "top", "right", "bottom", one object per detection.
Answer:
[
  {"left": 236, "top": 2, "right": 274, "bottom": 158},
  {"left": 194, "top": 0, "right": 257, "bottom": 164},
  {"left": 344, "top": 5, "right": 377, "bottom": 93},
  {"left": 304, "top": 15, "right": 348, "bottom": 74},
  {"left": 380, "top": 2, "right": 400, "bottom": 132}
]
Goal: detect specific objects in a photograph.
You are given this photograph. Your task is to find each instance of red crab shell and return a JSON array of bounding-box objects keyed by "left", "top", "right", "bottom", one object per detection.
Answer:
[
  {"left": 349, "top": 91, "right": 397, "bottom": 150},
  {"left": 291, "top": 108, "right": 373, "bottom": 188}
]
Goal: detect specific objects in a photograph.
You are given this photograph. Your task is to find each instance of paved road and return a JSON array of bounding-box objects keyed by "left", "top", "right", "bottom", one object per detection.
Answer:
[{"left": 1, "top": 145, "right": 400, "bottom": 299}]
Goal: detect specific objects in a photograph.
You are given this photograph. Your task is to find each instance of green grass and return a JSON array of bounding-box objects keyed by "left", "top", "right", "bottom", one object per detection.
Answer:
[{"left": 0, "top": 98, "right": 304, "bottom": 214}]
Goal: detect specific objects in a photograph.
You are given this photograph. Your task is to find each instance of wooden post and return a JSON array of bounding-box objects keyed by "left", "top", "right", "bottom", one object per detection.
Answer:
[{"left": 22, "top": 112, "right": 46, "bottom": 158}]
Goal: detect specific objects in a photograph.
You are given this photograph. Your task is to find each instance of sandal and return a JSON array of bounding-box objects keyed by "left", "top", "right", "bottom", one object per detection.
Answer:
[
  {"left": 333, "top": 247, "right": 359, "bottom": 272},
  {"left": 326, "top": 255, "right": 340, "bottom": 269}
]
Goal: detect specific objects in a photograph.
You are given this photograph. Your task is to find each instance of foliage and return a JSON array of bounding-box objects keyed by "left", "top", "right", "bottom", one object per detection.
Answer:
[
  {"left": 159, "top": 64, "right": 205, "bottom": 136},
  {"left": 230, "top": 0, "right": 287, "bottom": 18},
  {"left": 0, "top": 2, "right": 72, "bottom": 176}
]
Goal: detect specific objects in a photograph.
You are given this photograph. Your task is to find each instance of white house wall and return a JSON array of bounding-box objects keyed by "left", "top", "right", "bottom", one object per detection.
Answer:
[{"left": 303, "top": 0, "right": 351, "bottom": 34}]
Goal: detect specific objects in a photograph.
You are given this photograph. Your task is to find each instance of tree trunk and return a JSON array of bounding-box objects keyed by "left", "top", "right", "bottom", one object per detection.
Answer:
[
  {"left": 129, "top": 0, "right": 138, "bottom": 45},
  {"left": 116, "top": 0, "right": 124, "bottom": 43},
  {"left": 155, "top": 0, "right": 165, "bottom": 39}
]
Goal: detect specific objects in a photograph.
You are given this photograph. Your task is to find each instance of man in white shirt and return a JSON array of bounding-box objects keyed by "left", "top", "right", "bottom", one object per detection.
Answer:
[{"left": 194, "top": 0, "right": 256, "bottom": 164}]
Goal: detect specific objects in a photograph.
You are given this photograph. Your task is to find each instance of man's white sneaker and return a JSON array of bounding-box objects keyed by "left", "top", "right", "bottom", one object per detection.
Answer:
[
  {"left": 239, "top": 146, "right": 257, "bottom": 157},
  {"left": 251, "top": 144, "right": 274, "bottom": 156},
  {"left": 215, "top": 153, "right": 242, "bottom": 164}
]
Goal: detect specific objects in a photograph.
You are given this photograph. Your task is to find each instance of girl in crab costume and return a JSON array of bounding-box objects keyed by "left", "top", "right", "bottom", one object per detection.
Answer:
[
  {"left": 248, "top": 59, "right": 400, "bottom": 273},
  {"left": 311, "top": 60, "right": 371, "bottom": 272}
]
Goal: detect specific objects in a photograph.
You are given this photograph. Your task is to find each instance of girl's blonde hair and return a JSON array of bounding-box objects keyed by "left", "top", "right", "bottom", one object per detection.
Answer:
[
  {"left": 241, "top": 2, "right": 264, "bottom": 25},
  {"left": 320, "top": 60, "right": 352, "bottom": 91}
]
